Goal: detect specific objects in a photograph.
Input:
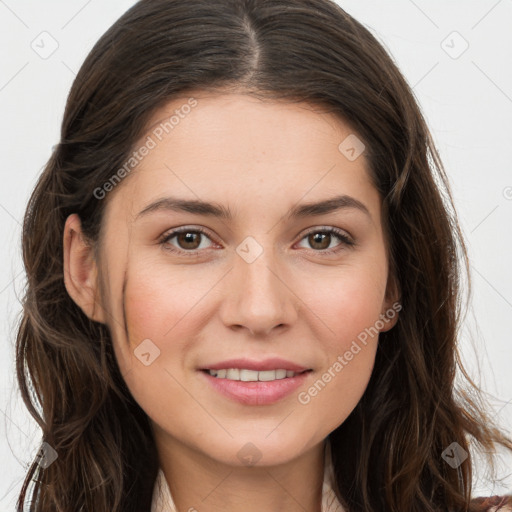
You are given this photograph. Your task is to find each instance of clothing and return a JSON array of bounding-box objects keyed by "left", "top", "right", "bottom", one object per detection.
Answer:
[
  {"left": 150, "top": 441, "right": 511, "bottom": 512},
  {"left": 472, "top": 495, "right": 512, "bottom": 511},
  {"left": 151, "top": 439, "right": 345, "bottom": 511}
]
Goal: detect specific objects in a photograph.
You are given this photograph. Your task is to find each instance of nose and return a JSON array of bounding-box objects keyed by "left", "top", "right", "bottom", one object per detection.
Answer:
[{"left": 219, "top": 245, "right": 299, "bottom": 337}]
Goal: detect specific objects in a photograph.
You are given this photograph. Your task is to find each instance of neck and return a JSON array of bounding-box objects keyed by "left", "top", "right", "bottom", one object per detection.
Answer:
[{"left": 154, "top": 431, "right": 326, "bottom": 512}]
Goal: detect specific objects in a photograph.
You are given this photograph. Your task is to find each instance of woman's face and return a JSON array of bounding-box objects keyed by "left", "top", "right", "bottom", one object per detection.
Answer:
[{"left": 81, "top": 92, "right": 398, "bottom": 467}]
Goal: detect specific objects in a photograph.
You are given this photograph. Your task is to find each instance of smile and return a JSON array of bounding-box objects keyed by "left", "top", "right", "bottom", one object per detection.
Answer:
[
  {"left": 200, "top": 369, "right": 313, "bottom": 405},
  {"left": 205, "top": 368, "right": 308, "bottom": 381}
]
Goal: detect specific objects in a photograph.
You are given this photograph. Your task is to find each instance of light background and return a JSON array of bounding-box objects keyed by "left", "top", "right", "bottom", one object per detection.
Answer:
[{"left": 0, "top": 0, "right": 511, "bottom": 508}]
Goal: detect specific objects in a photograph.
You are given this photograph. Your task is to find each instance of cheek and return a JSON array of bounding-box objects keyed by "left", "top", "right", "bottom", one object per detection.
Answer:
[
  {"left": 123, "top": 267, "right": 207, "bottom": 345},
  {"left": 114, "top": 270, "right": 199, "bottom": 422},
  {"left": 108, "top": 264, "right": 196, "bottom": 390},
  {"left": 298, "top": 261, "right": 387, "bottom": 346},
  {"left": 298, "top": 296, "right": 380, "bottom": 430},
  {"left": 302, "top": 351, "right": 376, "bottom": 431},
  {"left": 292, "top": 262, "right": 385, "bottom": 422}
]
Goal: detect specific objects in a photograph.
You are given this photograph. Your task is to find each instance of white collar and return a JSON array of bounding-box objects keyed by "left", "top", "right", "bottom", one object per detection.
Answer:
[{"left": 151, "top": 439, "right": 345, "bottom": 511}]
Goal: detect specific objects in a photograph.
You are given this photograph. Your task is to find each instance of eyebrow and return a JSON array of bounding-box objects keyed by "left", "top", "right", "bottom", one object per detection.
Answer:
[{"left": 135, "top": 194, "right": 371, "bottom": 221}]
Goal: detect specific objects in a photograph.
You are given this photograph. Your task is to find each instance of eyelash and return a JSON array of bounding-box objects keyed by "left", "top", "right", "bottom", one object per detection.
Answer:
[{"left": 159, "top": 226, "right": 355, "bottom": 257}]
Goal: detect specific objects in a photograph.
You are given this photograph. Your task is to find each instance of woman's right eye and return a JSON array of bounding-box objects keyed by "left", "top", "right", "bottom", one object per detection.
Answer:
[{"left": 159, "top": 227, "right": 215, "bottom": 256}]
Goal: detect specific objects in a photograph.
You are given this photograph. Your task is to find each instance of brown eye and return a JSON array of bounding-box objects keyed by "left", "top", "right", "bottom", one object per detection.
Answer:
[
  {"left": 176, "top": 231, "right": 202, "bottom": 250},
  {"left": 297, "top": 227, "right": 355, "bottom": 254},
  {"left": 160, "top": 227, "right": 215, "bottom": 255},
  {"left": 308, "top": 232, "right": 331, "bottom": 250}
]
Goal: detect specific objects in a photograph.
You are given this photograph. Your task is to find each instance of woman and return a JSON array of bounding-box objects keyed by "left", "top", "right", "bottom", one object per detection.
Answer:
[{"left": 15, "top": 0, "right": 512, "bottom": 510}]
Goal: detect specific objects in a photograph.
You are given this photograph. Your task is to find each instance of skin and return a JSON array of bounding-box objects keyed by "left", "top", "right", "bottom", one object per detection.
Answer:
[{"left": 63, "top": 92, "right": 399, "bottom": 512}]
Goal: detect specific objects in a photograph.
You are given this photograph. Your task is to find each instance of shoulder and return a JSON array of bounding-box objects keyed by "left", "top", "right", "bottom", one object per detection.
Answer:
[{"left": 471, "top": 495, "right": 512, "bottom": 511}]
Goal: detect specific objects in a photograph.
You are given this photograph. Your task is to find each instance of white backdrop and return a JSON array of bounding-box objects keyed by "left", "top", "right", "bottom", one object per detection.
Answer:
[{"left": 1, "top": 0, "right": 511, "bottom": 508}]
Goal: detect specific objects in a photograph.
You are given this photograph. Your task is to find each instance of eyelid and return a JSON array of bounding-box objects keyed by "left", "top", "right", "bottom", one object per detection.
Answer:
[{"left": 299, "top": 225, "right": 354, "bottom": 244}]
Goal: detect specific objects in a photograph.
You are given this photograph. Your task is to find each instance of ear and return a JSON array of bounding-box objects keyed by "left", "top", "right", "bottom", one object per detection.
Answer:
[
  {"left": 63, "top": 213, "right": 106, "bottom": 324},
  {"left": 380, "top": 271, "right": 401, "bottom": 332}
]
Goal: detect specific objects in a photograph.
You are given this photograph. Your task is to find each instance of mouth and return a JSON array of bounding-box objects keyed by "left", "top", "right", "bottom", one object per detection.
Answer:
[
  {"left": 199, "top": 368, "right": 313, "bottom": 405},
  {"left": 201, "top": 368, "right": 312, "bottom": 381}
]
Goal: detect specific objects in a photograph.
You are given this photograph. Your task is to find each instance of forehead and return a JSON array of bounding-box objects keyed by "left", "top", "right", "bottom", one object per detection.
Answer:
[
  {"left": 103, "top": 92, "right": 378, "bottom": 224},
  {"left": 143, "top": 92, "right": 356, "bottom": 157}
]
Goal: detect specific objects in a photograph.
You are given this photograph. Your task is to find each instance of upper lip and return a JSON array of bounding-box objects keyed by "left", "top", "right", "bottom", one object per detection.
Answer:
[{"left": 199, "top": 358, "right": 310, "bottom": 373}]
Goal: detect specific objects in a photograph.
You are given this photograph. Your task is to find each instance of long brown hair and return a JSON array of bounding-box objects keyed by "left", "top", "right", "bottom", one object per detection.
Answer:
[{"left": 15, "top": 0, "right": 512, "bottom": 510}]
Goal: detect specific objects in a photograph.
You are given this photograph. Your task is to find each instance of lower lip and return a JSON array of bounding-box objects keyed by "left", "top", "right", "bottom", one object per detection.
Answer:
[{"left": 200, "top": 370, "right": 312, "bottom": 405}]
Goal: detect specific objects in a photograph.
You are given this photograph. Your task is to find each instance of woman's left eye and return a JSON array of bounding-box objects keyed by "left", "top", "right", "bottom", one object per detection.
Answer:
[
  {"left": 159, "top": 226, "right": 354, "bottom": 256},
  {"left": 296, "top": 227, "right": 355, "bottom": 254}
]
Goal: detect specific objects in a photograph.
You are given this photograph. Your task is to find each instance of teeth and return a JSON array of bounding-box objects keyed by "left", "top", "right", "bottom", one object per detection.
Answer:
[
  {"left": 240, "top": 369, "right": 259, "bottom": 381},
  {"left": 207, "top": 368, "right": 301, "bottom": 381},
  {"left": 226, "top": 369, "right": 240, "bottom": 380},
  {"left": 276, "top": 369, "right": 287, "bottom": 379}
]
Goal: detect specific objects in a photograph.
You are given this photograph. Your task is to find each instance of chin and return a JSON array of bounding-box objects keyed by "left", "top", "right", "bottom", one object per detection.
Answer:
[{"left": 198, "top": 433, "right": 317, "bottom": 468}]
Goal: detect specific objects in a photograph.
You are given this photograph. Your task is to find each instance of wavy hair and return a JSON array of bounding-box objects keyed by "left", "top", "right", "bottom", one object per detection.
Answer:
[{"left": 15, "top": 0, "right": 512, "bottom": 510}]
